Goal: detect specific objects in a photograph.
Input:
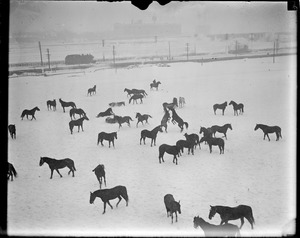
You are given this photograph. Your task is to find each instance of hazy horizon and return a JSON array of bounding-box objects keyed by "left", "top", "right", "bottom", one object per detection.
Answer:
[{"left": 10, "top": 1, "right": 296, "bottom": 38}]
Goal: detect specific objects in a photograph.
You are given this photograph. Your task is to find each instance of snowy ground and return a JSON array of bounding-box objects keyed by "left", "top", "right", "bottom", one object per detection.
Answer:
[{"left": 7, "top": 55, "right": 296, "bottom": 236}]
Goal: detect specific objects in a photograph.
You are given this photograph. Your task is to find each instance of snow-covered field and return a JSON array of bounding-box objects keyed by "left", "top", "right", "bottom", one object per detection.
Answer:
[{"left": 7, "top": 55, "right": 296, "bottom": 236}]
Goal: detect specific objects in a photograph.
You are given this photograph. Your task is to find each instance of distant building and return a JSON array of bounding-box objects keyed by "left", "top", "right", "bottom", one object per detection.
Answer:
[{"left": 113, "top": 22, "right": 181, "bottom": 38}]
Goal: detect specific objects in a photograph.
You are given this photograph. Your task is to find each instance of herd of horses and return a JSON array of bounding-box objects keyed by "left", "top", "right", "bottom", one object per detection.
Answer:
[{"left": 8, "top": 76, "right": 283, "bottom": 236}]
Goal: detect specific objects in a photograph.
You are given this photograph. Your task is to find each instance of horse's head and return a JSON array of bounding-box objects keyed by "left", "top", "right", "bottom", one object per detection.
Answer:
[
  {"left": 89, "top": 192, "right": 96, "bottom": 204},
  {"left": 193, "top": 216, "right": 203, "bottom": 228},
  {"left": 36, "top": 107, "right": 40, "bottom": 111},
  {"left": 136, "top": 113, "right": 140, "bottom": 118},
  {"left": 229, "top": 101, "right": 233, "bottom": 105},
  {"left": 225, "top": 101, "right": 228, "bottom": 106},
  {"left": 199, "top": 136, "right": 207, "bottom": 144},
  {"left": 228, "top": 124, "right": 233, "bottom": 130},
  {"left": 209, "top": 205, "right": 217, "bottom": 220},
  {"left": 158, "top": 125, "right": 163, "bottom": 133},
  {"left": 114, "top": 132, "right": 118, "bottom": 139},
  {"left": 254, "top": 124, "right": 259, "bottom": 131},
  {"left": 199, "top": 127, "right": 204, "bottom": 134},
  {"left": 39, "top": 157, "right": 44, "bottom": 166},
  {"left": 84, "top": 115, "right": 89, "bottom": 121}
]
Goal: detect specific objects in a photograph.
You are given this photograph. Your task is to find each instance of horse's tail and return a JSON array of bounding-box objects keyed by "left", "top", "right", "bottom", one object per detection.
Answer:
[
  {"left": 147, "top": 114, "right": 152, "bottom": 118},
  {"left": 97, "top": 134, "right": 100, "bottom": 145},
  {"left": 72, "top": 161, "right": 76, "bottom": 171},
  {"left": 184, "top": 122, "right": 189, "bottom": 129},
  {"left": 10, "top": 164, "right": 17, "bottom": 177},
  {"left": 121, "top": 186, "right": 129, "bottom": 204},
  {"left": 69, "top": 110, "right": 73, "bottom": 119},
  {"left": 129, "top": 117, "right": 133, "bottom": 121},
  {"left": 129, "top": 97, "right": 132, "bottom": 104},
  {"left": 242, "top": 105, "right": 244, "bottom": 113},
  {"left": 250, "top": 209, "right": 255, "bottom": 225}
]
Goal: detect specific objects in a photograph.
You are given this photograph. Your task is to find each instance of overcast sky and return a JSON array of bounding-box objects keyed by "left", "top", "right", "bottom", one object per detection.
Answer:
[{"left": 10, "top": 1, "right": 296, "bottom": 35}]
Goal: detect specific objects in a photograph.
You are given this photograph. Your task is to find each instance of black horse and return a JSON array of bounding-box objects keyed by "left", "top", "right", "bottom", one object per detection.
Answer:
[
  {"left": 90, "top": 185, "right": 129, "bottom": 214},
  {"left": 213, "top": 101, "right": 227, "bottom": 115},
  {"left": 200, "top": 136, "right": 225, "bottom": 154},
  {"left": 129, "top": 94, "right": 144, "bottom": 104},
  {"left": 8, "top": 124, "right": 16, "bottom": 139},
  {"left": 39, "top": 157, "right": 76, "bottom": 179},
  {"left": 47, "top": 99, "right": 56, "bottom": 111},
  {"left": 184, "top": 133, "right": 201, "bottom": 149},
  {"left": 159, "top": 144, "right": 181, "bottom": 165},
  {"left": 109, "top": 101, "right": 125, "bottom": 107},
  {"left": 87, "top": 85, "right": 96, "bottom": 96},
  {"left": 105, "top": 117, "right": 118, "bottom": 124},
  {"left": 178, "top": 97, "right": 185, "bottom": 108},
  {"left": 254, "top": 124, "right": 282, "bottom": 141},
  {"left": 140, "top": 125, "right": 163, "bottom": 146},
  {"left": 210, "top": 124, "right": 232, "bottom": 140},
  {"left": 7, "top": 162, "right": 17, "bottom": 181},
  {"left": 209, "top": 205, "right": 255, "bottom": 229},
  {"left": 169, "top": 108, "right": 189, "bottom": 132},
  {"left": 150, "top": 81, "right": 161, "bottom": 90},
  {"left": 136, "top": 112, "right": 152, "bottom": 127},
  {"left": 124, "top": 88, "right": 147, "bottom": 97},
  {"left": 199, "top": 126, "right": 213, "bottom": 139},
  {"left": 162, "top": 97, "right": 178, "bottom": 112},
  {"left": 160, "top": 110, "right": 171, "bottom": 133},
  {"left": 164, "top": 194, "right": 181, "bottom": 224},
  {"left": 69, "top": 108, "right": 86, "bottom": 120},
  {"left": 96, "top": 108, "right": 114, "bottom": 118},
  {"left": 69, "top": 115, "right": 89, "bottom": 134},
  {"left": 229, "top": 100, "right": 244, "bottom": 116},
  {"left": 114, "top": 115, "right": 133, "bottom": 129},
  {"left": 59, "top": 98, "right": 76, "bottom": 113},
  {"left": 176, "top": 139, "right": 194, "bottom": 155},
  {"left": 92, "top": 164, "right": 106, "bottom": 189},
  {"left": 21, "top": 106, "right": 40, "bottom": 120},
  {"left": 97, "top": 132, "right": 117, "bottom": 148},
  {"left": 193, "top": 216, "right": 241, "bottom": 237}
]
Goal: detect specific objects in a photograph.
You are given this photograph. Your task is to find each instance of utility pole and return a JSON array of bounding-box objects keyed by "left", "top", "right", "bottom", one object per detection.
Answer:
[
  {"left": 186, "top": 43, "right": 189, "bottom": 61},
  {"left": 46, "top": 49, "right": 51, "bottom": 70},
  {"left": 112, "top": 45, "right": 115, "bottom": 65},
  {"left": 38, "top": 41, "right": 43, "bottom": 67}
]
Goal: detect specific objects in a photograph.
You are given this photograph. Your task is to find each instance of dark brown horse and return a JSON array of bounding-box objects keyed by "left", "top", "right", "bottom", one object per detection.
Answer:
[
  {"left": 254, "top": 124, "right": 282, "bottom": 141},
  {"left": 169, "top": 108, "right": 188, "bottom": 132},
  {"left": 210, "top": 124, "right": 232, "bottom": 140},
  {"left": 140, "top": 125, "right": 163, "bottom": 147},
  {"left": 59, "top": 98, "right": 76, "bottom": 113},
  {"left": 87, "top": 85, "right": 96, "bottom": 96},
  {"left": 209, "top": 205, "right": 255, "bottom": 229},
  {"left": 136, "top": 112, "right": 152, "bottom": 127},
  {"left": 69, "top": 115, "right": 89, "bottom": 134},
  {"left": 7, "top": 162, "right": 17, "bottom": 181},
  {"left": 8, "top": 124, "right": 16, "bottom": 139},
  {"left": 193, "top": 216, "right": 241, "bottom": 237},
  {"left": 90, "top": 186, "right": 129, "bottom": 214},
  {"left": 164, "top": 194, "right": 181, "bottom": 224},
  {"left": 92, "top": 164, "right": 106, "bottom": 189},
  {"left": 213, "top": 101, "right": 227, "bottom": 115},
  {"left": 229, "top": 100, "right": 244, "bottom": 116},
  {"left": 114, "top": 115, "right": 133, "bottom": 129},
  {"left": 39, "top": 157, "right": 76, "bottom": 179},
  {"left": 97, "top": 132, "right": 117, "bottom": 148},
  {"left": 21, "top": 106, "right": 40, "bottom": 120},
  {"left": 96, "top": 108, "right": 114, "bottom": 118},
  {"left": 47, "top": 99, "right": 56, "bottom": 111},
  {"left": 200, "top": 136, "right": 225, "bottom": 154},
  {"left": 159, "top": 144, "right": 181, "bottom": 165}
]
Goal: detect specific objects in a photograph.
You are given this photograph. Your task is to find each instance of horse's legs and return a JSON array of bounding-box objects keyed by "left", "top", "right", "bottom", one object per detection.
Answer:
[
  {"left": 50, "top": 169, "right": 54, "bottom": 179},
  {"left": 266, "top": 133, "right": 270, "bottom": 141},
  {"left": 56, "top": 169, "right": 63, "bottom": 178},
  {"left": 102, "top": 202, "right": 107, "bottom": 214},
  {"left": 112, "top": 140, "right": 115, "bottom": 148},
  {"left": 103, "top": 176, "right": 106, "bottom": 187},
  {"left": 224, "top": 133, "right": 227, "bottom": 140},
  {"left": 245, "top": 216, "right": 254, "bottom": 229},
  {"left": 116, "top": 196, "right": 122, "bottom": 207},
  {"left": 209, "top": 145, "right": 212, "bottom": 153},
  {"left": 108, "top": 141, "right": 111, "bottom": 148},
  {"left": 239, "top": 217, "right": 245, "bottom": 229},
  {"left": 107, "top": 200, "right": 114, "bottom": 209},
  {"left": 175, "top": 211, "right": 178, "bottom": 222}
]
